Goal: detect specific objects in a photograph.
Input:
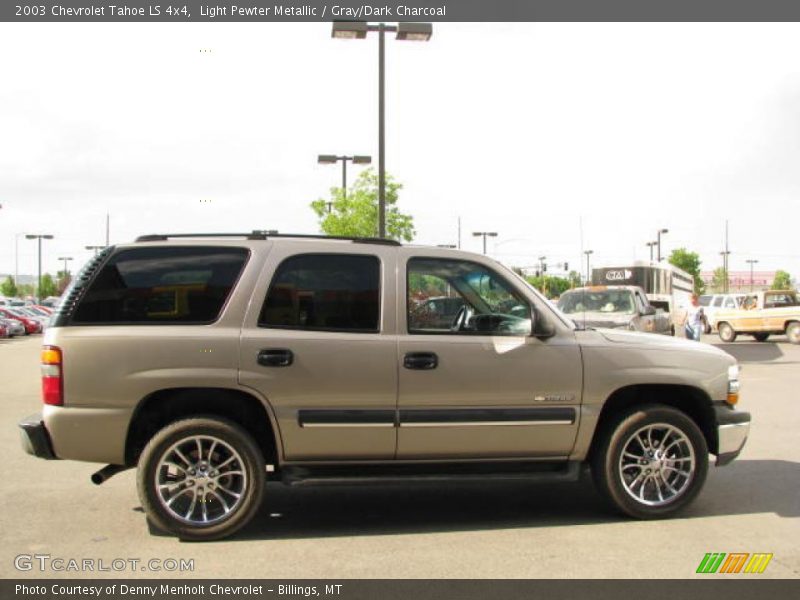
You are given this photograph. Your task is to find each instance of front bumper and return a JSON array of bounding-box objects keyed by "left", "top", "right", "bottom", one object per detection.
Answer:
[
  {"left": 715, "top": 404, "right": 751, "bottom": 466},
  {"left": 19, "top": 413, "right": 58, "bottom": 460}
]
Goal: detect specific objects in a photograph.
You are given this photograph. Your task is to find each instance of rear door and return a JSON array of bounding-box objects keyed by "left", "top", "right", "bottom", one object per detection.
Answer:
[{"left": 238, "top": 244, "right": 399, "bottom": 461}]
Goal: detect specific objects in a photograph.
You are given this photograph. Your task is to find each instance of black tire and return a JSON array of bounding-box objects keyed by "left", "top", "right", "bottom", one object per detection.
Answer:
[
  {"left": 786, "top": 322, "right": 800, "bottom": 345},
  {"left": 718, "top": 322, "right": 737, "bottom": 343},
  {"left": 752, "top": 333, "right": 770, "bottom": 342},
  {"left": 137, "top": 416, "right": 265, "bottom": 541},
  {"left": 591, "top": 404, "right": 709, "bottom": 519}
]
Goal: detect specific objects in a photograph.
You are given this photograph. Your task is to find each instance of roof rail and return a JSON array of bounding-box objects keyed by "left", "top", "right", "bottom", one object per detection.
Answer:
[{"left": 134, "top": 232, "right": 402, "bottom": 246}]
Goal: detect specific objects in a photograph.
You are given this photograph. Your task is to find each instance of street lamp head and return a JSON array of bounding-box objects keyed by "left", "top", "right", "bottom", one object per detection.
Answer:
[
  {"left": 585, "top": 250, "right": 594, "bottom": 255},
  {"left": 487, "top": 232, "right": 498, "bottom": 238},
  {"left": 331, "top": 21, "right": 368, "bottom": 39},
  {"left": 317, "top": 154, "right": 339, "bottom": 164},
  {"left": 352, "top": 155, "right": 372, "bottom": 165},
  {"left": 660, "top": 228, "right": 669, "bottom": 234},
  {"left": 396, "top": 22, "right": 433, "bottom": 42}
]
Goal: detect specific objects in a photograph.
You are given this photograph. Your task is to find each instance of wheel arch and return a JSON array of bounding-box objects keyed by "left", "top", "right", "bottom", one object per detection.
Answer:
[
  {"left": 125, "top": 387, "right": 281, "bottom": 467},
  {"left": 588, "top": 384, "right": 718, "bottom": 460}
]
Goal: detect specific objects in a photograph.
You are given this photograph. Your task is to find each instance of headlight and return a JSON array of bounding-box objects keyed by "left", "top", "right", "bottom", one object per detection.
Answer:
[{"left": 727, "top": 364, "right": 740, "bottom": 405}]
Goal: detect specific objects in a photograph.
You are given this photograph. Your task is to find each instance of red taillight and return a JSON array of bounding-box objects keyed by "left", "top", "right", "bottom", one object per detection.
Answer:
[{"left": 41, "top": 345, "right": 63, "bottom": 406}]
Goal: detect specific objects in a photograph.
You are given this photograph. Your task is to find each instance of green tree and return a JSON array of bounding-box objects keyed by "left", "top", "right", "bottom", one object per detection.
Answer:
[
  {"left": 311, "top": 169, "right": 415, "bottom": 242},
  {"left": 524, "top": 275, "right": 574, "bottom": 299},
  {"left": 16, "top": 283, "right": 34, "bottom": 298},
  {"left": 710, "top": 267, "right": 728, "bottom": 293},
  {"left": 38, "top": 273, "right": 58, "bottom": 298},
  {"left": 772, "top": 270, "right": 794, "bottom": 290},
  {"left": 668, "top": 248, "right": 705, "bottom": 295},
  {"left": 1, "top": 276, "right": 18, "bottom": 297},
  {"left": 57, "top": 270, "right": 72, "bottom": 295}
]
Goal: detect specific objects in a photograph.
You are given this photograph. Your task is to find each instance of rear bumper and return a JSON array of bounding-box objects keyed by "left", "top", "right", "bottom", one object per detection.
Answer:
[
  {"left": 19, "top": 413, "right": 58, "bottom": 460},
  {"left": 715, "top": 404, "right": 751, "bottom": 466}
]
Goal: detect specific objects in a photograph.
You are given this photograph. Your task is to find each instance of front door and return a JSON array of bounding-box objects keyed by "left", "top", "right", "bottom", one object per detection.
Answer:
[{"left": 397, "top": 252, "right": 582, "bottom": 459}]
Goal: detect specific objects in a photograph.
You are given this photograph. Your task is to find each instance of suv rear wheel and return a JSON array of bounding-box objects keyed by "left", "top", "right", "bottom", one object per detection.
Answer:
[
  {"left": 137, "top": 417, "right": 265, "bottom": 541},
  {"left": 591, "top": 405, "right": 708, "bottom": 519}
]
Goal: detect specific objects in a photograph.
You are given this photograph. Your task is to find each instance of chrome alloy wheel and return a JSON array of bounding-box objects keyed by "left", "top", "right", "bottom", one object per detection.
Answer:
[
  {"left": 154, "top": 435, "right": 247, "bottom": 525},
  {"left": 618, "top": 423, "right": 695, "bottom": 507}
]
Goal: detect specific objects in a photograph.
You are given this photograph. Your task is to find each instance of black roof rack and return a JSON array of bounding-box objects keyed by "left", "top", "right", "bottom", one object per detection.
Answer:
[{"left": 135, "top": 232, "right": 402, "bottom": 246}]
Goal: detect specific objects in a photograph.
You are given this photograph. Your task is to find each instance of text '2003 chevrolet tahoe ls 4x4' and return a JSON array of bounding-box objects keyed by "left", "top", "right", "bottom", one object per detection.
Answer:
[{"left": 19, "top": 233, "right": 751, "bottom": 540}]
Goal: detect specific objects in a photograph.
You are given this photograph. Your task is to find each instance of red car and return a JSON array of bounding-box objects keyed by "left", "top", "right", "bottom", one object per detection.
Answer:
[
  {"left": 0, "top": 308, "right": 41, "bottom": 334},
  {"left": 0, "top": 322, "right": 8, "bottom": 338}
]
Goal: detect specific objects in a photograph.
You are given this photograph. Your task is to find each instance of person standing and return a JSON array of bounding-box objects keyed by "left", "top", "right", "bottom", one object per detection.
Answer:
[{"left": 683, "top": 294, "right": 704, "bottom": 341}]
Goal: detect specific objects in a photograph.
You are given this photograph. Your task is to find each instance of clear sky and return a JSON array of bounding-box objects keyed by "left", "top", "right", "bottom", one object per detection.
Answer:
[{"left": 1, "top": 22, "right": 798, "bottom": 281}]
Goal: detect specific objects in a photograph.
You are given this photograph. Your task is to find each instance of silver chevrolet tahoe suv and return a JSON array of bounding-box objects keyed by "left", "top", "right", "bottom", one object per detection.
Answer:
[{"left": 19, "top": 233, "right": 751, "bottom": 540}]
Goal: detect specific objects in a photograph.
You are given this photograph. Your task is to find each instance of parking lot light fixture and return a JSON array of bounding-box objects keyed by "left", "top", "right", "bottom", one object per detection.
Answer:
[
  {"left": 584, "top": 250, "right": 594, "bottom": 284},
  {"left": 331, "top": 21, "right": 432, "bottom": 238},
  {"left": 472, "top": 231, "right": 498, "bottom": 255},
  {"left": 646, "top": 241, "right": 658, "bottom": 262},
  {"left": 25, "top": 234, "right": 54, "bottom": 301},
  {"left": 331, "top": 21, "right": 368, "bottom": 39},
  {"left": 656, "top": 229, "right": 669, "bottom": 262},
  {"left": 746, "top": 259, "right": 759, "bottom": 292},
  {"left": 317, "top": 154, "right": 372, "bottom": 200},
  {"left": 85, "top": 245, "right": 105, "bottom": 256},
  {"left": 58, "top": 256, "right": 73, "bottom": 281}
]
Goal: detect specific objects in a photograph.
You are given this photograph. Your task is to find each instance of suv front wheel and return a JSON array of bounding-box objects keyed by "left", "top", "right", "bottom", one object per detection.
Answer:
[
  {"left": 591, "top": 405, "right": 708, "bottom": 519},
  {"left": 137, "top": 417, "right": 265, "bottom": 541}
]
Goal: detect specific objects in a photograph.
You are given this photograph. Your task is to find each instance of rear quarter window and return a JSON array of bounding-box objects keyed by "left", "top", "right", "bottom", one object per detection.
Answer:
[{"left": 71, "top": 246, "right": 249, "bottom": 324}]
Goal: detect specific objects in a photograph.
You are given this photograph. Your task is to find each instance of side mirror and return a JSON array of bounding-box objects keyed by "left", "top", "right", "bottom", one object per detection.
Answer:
[
  {"left": 532, "top": 306, "right": 556, "bottom": 338},
  {"left": 641, "top": 305, "right": 656, "bottom": 316}
]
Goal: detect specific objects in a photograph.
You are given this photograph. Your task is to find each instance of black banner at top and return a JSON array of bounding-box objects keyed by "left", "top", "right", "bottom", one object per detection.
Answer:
[{"left": 4, "top": 0, "right": 800, "bottom": 22}]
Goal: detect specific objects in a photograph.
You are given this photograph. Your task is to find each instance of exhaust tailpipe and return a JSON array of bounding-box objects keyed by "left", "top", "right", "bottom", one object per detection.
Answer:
[{"left": 91, "top": 464, "right": 128, "bottom": 485}]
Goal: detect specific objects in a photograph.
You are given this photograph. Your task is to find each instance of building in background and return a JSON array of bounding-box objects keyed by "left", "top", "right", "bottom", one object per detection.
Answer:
[{"left": 701, "top": 270, "right": 776, "bottom": 293}]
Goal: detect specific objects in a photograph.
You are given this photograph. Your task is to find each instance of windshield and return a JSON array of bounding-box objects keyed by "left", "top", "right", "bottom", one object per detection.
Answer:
[{"left": 558, "top": 289, "right": 636, "bottom": 315}]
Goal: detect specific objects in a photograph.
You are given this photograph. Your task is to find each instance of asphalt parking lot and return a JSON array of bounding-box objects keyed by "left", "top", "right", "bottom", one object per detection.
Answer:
[{"left": 1, "top": 334, "right": 798, "bottom": 579}]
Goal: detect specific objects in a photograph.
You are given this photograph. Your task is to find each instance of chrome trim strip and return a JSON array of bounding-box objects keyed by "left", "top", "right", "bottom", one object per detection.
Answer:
[
  {"left": 300, "top": 422, "right": 396, "bottom": 428},
  {"left": 399, "top": 420, "right": 574, "bottom": 428}
]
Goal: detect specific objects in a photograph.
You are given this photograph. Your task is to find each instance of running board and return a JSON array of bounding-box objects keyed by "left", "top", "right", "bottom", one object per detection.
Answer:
[{"left": 280, "top": 460, "right": 580, "bottom": 487}]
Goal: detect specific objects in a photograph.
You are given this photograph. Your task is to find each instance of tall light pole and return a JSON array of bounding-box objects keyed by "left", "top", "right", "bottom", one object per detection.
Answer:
[
  {"left": 746, "top": 259, "right": 759, "bottom": 292},
  {"left": 646, "top": 241, "right": 657, "bottom": 262},
  {"left": 584, "top": 250, "right": 594, "bottom": 285},
  {"left": 656, "top": 228, "right": 669, "bottom": 262},
  {"left": 472, "top": 231, "right": 498, "bottom": 255},
  {"left": 332, "top": 21, "right": 432, "bottom": 239},
  {"left": 538, "top": 255, "right": 547, "bottom": 294},
  {"left": 720, "top": 250, "right": 731, "bottom": 293},
  {"left": 58, "top": 256, "right": 73, "bottom": 283},
  {"left": 317, "top": 154, "right": 372, "bottom": 201},
  {"left": 25, "top": 234, "right": 54, "bottom": 301}
]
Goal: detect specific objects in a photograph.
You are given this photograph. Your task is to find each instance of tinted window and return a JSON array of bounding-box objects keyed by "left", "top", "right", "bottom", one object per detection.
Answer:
[
  {"left": 712, "top": 297, "right": 723, "bottom": 307},
  {"left": 72, "top": 247, "right": 248, "bottom": 324},
  {"left": 259, "top": 254, "right": 380, "bottom": 332},
  {"left": 698, "top": 295, "right": 711, "bottom": 307},
  {"left": 408, "top": 258, "right": 530, "bottom": 335}
]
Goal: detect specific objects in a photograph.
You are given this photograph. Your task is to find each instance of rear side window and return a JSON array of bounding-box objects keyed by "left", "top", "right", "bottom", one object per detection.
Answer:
[
  {"left": 259, "top": 254, "right": 380, "bottom": 332},
  {"left": 72, "top": 246, "right": 249, "bottom": 324}
]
